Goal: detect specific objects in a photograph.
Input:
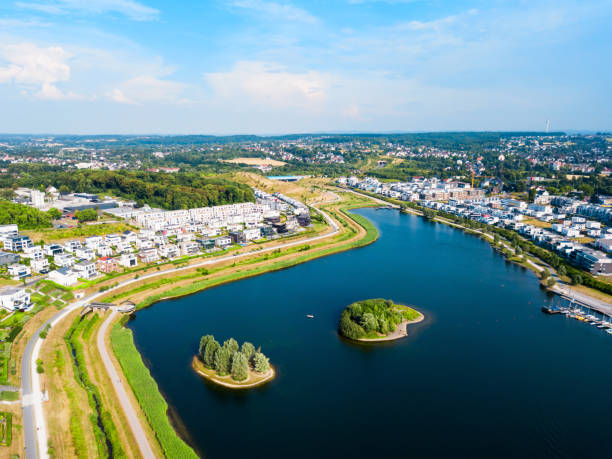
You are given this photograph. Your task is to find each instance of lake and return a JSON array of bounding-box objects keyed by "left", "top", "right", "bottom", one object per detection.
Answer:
[{"left": 128, "top": 208, "right": 612, "bottom": 458}]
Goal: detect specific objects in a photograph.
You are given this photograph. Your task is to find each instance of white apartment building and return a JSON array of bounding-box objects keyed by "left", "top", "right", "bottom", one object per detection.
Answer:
[
  {"left": 54, "top": 253, "right": 75, "bottom": 267},
  {"left": 0, "top": 286, "right": 32, "bottom": 311},
  {"left": 49, "top": 267, "right": 78, "bottom": 287},
  {"left": 73, "top": 260, "right": 98, "bottom": 279},
  {"left": 119, "top": 253, "right": 138, "bottom": 268}
]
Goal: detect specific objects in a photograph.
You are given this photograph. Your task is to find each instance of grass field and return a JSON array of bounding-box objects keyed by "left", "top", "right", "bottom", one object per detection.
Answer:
[{"left": 24, "top": 222, "right": 136, "bottom": 243}]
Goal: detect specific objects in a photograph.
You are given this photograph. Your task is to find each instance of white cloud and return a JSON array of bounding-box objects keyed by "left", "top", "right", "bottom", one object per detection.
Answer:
[
  {"left": 228, "top": 0, "right": 318, "bottom": 24},
  {"left": 0, "top": 42, "right": 81, "bottom": 99},
  {"left": 108, "top": 75, "right": 189, "bottom": 105},
  {"left": 15, "top": 0, "right": 159, "bottom": 21},
  {"left": 205, "top": 61, "right": 328, "bottom": 109}
]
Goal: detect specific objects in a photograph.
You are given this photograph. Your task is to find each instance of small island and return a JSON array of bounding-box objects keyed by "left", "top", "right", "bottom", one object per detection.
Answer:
[
  {"left": 338, "top": 298, "right": 423, "bottom": 342},
  {"left": 192, "top": 335, "right": 274, "bottom": 389}
]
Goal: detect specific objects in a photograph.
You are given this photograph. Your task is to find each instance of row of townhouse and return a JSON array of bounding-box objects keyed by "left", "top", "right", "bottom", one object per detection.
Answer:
[
  {"left": 133, "top": 202, "right": 273, "bottom": 231},
  {"left": 340, "top": 176, "right": 484, "bottom": 202},
  {"left": 420, "top": 199, "right": 612, "bottom": 275}
]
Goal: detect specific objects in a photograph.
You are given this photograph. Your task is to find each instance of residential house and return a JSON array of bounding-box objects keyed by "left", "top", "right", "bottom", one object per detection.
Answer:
[
  {"left": 84, "top": 236, "right": 103, "bottom": 248},
  {"left": 116, "top": 241, "right": 133, "bottom": 254},
  {"left": 243, "top": 228, "right": 261, "bottom": 241},
  {"left": 75, "top": 247, "right": 96, "bottom": 261},
  {"left": 215, "top": 236, "right": 232, "bottom": 247},
  {"left": 198, "top": 239, "right": 215, "bottom": 250},
  {"left": 136, "top": 237, "right": 154, "bottom": 250},
  {"left": 54, "top": 253, "right": 75, "bottom": 268},
  {"left": 105, "top": 234, "right": 122, "bottom": 246},
  {"left": 139, "top": 248, "right": 160, "bottom": 263},
  {"left": 44, "top": 244, "right": 63, "bottom": 256},
  {"left": 31, "top": 258, "right": 50, "bottom": 273},
  {"left": 180, "top": 241, "right": 199, "bottom": 256},
  {"left": 0, "top": 286, "right": 32, "bottom": 311},
  {"left": 96, "top": 245, "right": 113, "bottom": 257},
  {"left": 63, "top": 240, "right": 82, "bottom": 253},
  {"left": 229, "top": 231, "right": 246, "bottom": 244},
  {"left": 159, "top": 244, "right": 180, "bottom": 259},
  {"left": 3, "top": 234, "right": 33, "bottom": 252},
  {"left": 97, "top": 257, "right": 119, "bottom": 273},
  {"left": 119, "top": 253, "right": 138, "bottom": 268},
  {"left": 8, "top": 263, "right": 31, "bottom": 280},
  {"left": 49, "top": 267, "right": 78, "bottom": 287},
  {"left": 73, "top": 260, "right": 98, "bottom": 279}
]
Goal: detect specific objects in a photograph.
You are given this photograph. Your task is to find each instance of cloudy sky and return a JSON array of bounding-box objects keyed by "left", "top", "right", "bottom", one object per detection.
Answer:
[{"left": 0, "top": 0, "right": 610, "bottom": 134}]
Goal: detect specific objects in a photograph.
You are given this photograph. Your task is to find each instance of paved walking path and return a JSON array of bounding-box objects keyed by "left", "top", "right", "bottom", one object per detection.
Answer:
[{"left": 98, "top": 309, "right": 156, "bottom": 458}]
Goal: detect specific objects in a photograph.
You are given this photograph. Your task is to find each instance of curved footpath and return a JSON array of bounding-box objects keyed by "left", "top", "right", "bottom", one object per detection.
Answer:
[
  {"left": 98, "top": 310, "right": 156, "bottom": 458},
  {"left": 22, "top": 198, "right": 341, "bottom": 459}
]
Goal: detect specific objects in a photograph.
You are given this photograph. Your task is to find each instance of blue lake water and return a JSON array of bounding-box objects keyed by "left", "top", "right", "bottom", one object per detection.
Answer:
[{"left": 128, "top": 208, "right": 612, "bottom": 458}]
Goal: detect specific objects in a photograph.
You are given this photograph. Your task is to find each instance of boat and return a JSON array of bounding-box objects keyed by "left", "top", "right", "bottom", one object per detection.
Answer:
[
  {"left": 306, "top": 314, "right": 314, "bottom": 318},
  {"left": 606, "top": 329, "right": 612, "bottom": 335}
]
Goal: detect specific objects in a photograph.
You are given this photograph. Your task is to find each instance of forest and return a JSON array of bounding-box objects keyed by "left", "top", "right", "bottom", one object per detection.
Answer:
[
  {"left": 338, "top": 298, "right": 420, "bottom": 340},
  {"left": 197, "top": 335, "right": 270, "bottom": 382},
  {"left": 0, "top": 166, "right": 254, "bottom": 210}
]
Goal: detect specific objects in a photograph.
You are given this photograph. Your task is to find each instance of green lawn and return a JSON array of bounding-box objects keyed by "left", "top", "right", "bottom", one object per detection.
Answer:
[{"left": 110, "top": 324, "right": 198, "bottom": 459}]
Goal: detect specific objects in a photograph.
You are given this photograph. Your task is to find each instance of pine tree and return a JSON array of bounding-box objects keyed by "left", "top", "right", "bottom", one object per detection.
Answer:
[
  {"left": 199, "top": 335, "right": 215, "bottom": 360},
  {"left": 203, "top": 339, "right": 220, "bottom": 369},
  {"left": 223, "top": 338, "right": 239, "bottom": 356},
  {"left": 231, "top": 352, "right": 249, "bottom": 381},
  {"left": 241, "top": 342, "right": 256, "bottom": 363},
  {"left": 253, "top": 352, "right": 270, "bottom": 373},
  {"left": 214, "top": 347, "right": 232, "bottom": 376}
]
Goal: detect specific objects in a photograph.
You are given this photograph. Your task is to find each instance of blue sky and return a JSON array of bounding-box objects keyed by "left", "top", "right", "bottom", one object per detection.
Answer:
[{"left": 0, "top": 0, "right": 610, "bottom": 134}]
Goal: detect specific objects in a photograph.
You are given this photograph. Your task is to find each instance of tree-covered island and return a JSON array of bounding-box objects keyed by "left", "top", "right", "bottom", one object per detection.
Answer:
[
  {"left": 192, "top": 335, "right": 274, "bottom": 389},
  {"left": 338, "top": 298, "right": 423, "bottom": 341}
]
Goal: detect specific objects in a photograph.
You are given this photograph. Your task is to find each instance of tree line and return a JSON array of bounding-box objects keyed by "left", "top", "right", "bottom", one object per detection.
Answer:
[
  {"left": 197, "top": 335, "right": 270, "bottom": 382},
  {"left": 0, "top": 166, "right": 255, "bottom": 210}
]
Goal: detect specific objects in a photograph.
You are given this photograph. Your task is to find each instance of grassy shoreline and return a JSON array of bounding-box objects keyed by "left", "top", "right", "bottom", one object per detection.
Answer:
[{"left": 110, "top": 321, "right": 199, "bottom": 459}]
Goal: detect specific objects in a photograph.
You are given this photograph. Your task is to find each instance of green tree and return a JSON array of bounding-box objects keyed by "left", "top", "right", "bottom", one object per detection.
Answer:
[
  {"left": 214, "top": 347, "right": 232, "bottom": 376},
  {"left": 570, "top": 272, "right": 583, "bottom": 285},
  {"left": 223, "top": 338, "right": 239, "bottom": 355},
  {"left": 203, "top": 339, "right": 220, "bottom": 369},
  {"left": 241, "top": 342, "right": 256, "bottom": 362},
  {"left": 528, "top": 187, "right": 536, "bottom": 202},
  {"left": 75, "top": 208, "right": 98, "bottom": 222},
  {"left": 231, "top": 352, "right": 249, "bottom": 381},
  {"left": 558, "top": 265, "right": 567, "bottom": 276},
  {"left": 198, "top": 335, "right": 215, "bottom": 360},
  {"left": 547, "top": 277, "right": 556, "bottom": 287},
  {"left": 47, "top": 207, "right": 62, "bottom": 219},
  {"left": 253, "top": 352, "right": 270, "bottom": 373},
  {"left": 360, "top": 312, "right": 378, "bottom": 333}
]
